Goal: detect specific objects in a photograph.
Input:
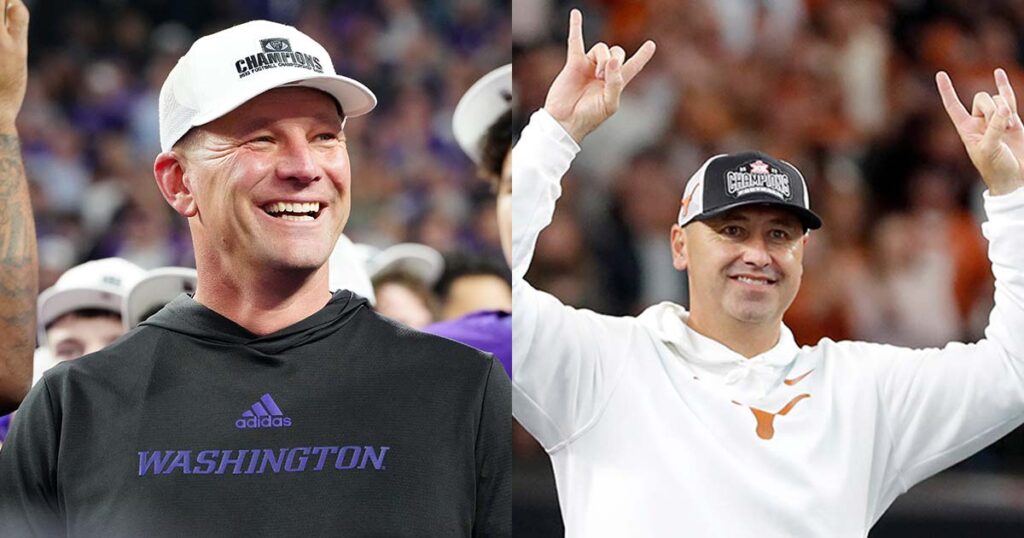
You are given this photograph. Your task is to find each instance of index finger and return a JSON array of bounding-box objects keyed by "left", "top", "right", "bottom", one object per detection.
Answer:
[
  {"left": 567, "top": 9, "right": 585, "bottom": 59},
  {"left": 936, "top": 71, "right": 971, "bottom": 128},
  {"left": 622, "top": 40, "right": 656, "bottom": 87},
  {"left": 995, "top": 68, "right": 1018, "bottom": 114}
]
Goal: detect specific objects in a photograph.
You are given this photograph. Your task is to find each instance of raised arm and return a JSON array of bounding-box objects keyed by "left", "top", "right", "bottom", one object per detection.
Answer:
[
  {"left": 859, "top": 71, "right": 1024, "bottom": 497},
  {"left": 0, "top": 0, "right": 35, "bottom": 414},
  {"left": 543, "top": 9, "right": 656, "bottom": 144},
  {"left": 511, "top": 10, "right": 655, "bottom": 448},
  {"left": 936, "top": 68, "right": 1024, "bottom": 195}
]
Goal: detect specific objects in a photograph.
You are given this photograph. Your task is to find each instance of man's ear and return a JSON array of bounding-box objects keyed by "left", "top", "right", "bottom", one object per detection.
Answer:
[
  {"left": 154, "top": 151, "right": 198, "bottom": 217},
  {"left": 671, "top": 224, "right": 688, "bottom": 271}
]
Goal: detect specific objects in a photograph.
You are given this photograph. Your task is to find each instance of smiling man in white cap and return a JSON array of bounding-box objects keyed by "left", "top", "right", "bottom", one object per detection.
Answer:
[{"left": 0, "top": 20, "right": 509, "bottom": 537}]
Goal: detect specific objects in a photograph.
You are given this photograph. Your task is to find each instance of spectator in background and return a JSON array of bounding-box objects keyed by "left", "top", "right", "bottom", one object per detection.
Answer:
[
  {"left": 373, "top": 270, "right": 439, "bottom": 329},
  {"left": 0, "top": 257, "right": 144, "bottom": 446},
  {"left": 35, "top": 257, "right": 144, "bottom": 364},
  {"left": 426, "top": 252, "right": 512, "bottom": 375},
  {"left": 366, "top": 242, "right": 444, "bottom": 329},
  {"left": 434, "top": 253, "right": 512, "bottom": 321}
]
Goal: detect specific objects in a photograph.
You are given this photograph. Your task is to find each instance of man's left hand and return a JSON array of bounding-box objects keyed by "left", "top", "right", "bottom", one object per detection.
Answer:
[{"left": 938, "top": 68, "right": 1024, "bottom": 196}]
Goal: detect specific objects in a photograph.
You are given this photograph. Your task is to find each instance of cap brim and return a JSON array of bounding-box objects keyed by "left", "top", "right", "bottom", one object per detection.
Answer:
[
  {"left": 37, "top": 287, "right": 125, "bottom": 342},
  {"left": 124, "top": 268, "right": 198, "bottom": 330},
  {"left": 286, "top": 75, "right": 377, "bottom": 117},
  {"left": 452, "top": 64, "right": 512, "bottom": 164},
  {"left": 190, "top": 73, "right": 377, "bottom": 130},
  {"left": 694, "top": 200, "right": 823, "bottom": 230},
  {"left": 367, "top": 243, "right": 445, "bottom": 286}
]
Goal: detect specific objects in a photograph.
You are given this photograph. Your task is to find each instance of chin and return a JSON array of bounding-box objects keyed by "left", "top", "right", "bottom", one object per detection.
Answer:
[
  {"left": 261, "top": 251, "right": 330, "bottom": 273},
  {"left": 727, "top": 303, "right": 779, "bottom": 325}
]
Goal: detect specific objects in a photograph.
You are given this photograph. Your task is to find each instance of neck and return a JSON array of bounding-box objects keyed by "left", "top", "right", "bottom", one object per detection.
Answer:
[
  {"left": 685, "top": 310, "right": 781, "bottom": 359},
  {"left": 192, "top": 256, "right": 332, "bottom": 336}
]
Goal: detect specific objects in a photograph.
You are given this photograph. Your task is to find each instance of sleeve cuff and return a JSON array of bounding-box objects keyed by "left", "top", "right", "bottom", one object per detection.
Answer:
[
  {"left": 532, "top": 109, "right": 582, "bottom": 155},
  {"left": 983, "top": 184, "right": 1024, "bottom": 216}
]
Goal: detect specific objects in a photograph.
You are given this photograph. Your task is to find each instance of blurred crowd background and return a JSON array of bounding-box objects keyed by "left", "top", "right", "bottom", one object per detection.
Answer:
[
  {"left": 513, "top": 0, "right": 1024, "bottom": 536},
  {"left": 24, "top": 0, "right": 510, "bottom": 291}
]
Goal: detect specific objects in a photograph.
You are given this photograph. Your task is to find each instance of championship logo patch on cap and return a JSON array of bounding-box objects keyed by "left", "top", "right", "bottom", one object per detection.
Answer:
[
  {"left": 725, "top": 158, "right": 792, "bottom": 201},
  {"left": 260, "top": 38, "right": 292, "bottom": 53},
  {"left": 158, "top": 20, "right": 378, "bottom": 153},
  {"left": 235, "top": 36, "right": 324, "bottom": 79},
  {"left": 677, "top": 151, "right": 822, "bottom": 230}
]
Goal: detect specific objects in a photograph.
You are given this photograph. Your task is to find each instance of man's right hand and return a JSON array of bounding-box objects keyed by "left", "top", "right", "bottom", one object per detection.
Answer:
[
  {"left": 0, "top": 0, "right": 28, "bottom": 133},
  {"left": 543, "top": 9, "right": 656, "bottom": 144}
]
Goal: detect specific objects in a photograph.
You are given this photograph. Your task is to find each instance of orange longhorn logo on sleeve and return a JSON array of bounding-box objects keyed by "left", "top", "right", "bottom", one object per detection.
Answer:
[{"left": 732, "top": 369, "right": 813, "bottom": 440}]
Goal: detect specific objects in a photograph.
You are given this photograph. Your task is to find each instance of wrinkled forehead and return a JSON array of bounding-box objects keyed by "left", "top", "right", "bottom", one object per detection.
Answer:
[{"left": 206, "top": 87, "right": 345, "bottom": 132}]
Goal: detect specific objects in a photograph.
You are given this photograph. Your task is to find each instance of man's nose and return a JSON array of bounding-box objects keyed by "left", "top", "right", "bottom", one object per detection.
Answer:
[
  {"left": 276, "top": 140, "right": 321, "bottom": 183},
  {"left": 740, "top": 235, "right": 772, "bottom": 267}
]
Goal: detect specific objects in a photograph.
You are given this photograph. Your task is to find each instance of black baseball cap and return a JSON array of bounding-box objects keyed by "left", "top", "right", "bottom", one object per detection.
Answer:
[{"left": 676, "top": 151, "right": 822, "bottom": 230}]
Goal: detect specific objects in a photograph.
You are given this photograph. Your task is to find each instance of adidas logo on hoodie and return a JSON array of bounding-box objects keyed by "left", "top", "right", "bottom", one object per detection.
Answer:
[{"left": 236, "top": 393, "right": 292, "bottom": 429}]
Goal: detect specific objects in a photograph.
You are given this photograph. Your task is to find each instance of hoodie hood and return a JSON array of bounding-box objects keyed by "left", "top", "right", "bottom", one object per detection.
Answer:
[
  {"left": 141, "top": 290, "right": 369, "bottom": 356},
  {"left": 637, "top": 301, "right": 801, "bottom": 404}
]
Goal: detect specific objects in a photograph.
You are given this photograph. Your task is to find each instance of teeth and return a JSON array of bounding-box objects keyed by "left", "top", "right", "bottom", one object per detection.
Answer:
[
  {"left": 263, "top": 201, "right": 320, "bottom": 215},
  {"left": 279, "top": 214, "right": 314, "bottom": 222},
  {"left": 737, "top": 276, "right": 770, "bottom": 285}
]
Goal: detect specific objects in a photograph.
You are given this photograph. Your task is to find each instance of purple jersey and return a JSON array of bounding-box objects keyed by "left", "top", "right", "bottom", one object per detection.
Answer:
[
  {"left": 424, "top": 310, "right": 511, "bottom": 376},
  {"left": 0, "top": 414, "right": 10, "bottom": 443}
]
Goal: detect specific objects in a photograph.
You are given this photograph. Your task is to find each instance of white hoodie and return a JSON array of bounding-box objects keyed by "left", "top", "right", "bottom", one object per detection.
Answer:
[{"left": 512, "top": 110, "right": 1024, "bottom": 537}]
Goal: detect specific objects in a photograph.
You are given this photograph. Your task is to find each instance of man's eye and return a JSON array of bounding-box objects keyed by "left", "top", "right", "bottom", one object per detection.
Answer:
[
  {"left": 770, "top": 229, "right": 791, "bottom": 240},
  {"left": 316, "top": 133, "right": 340, "bottom": 142},
  {"left": 249, "top": 136, "right": 274, "bottom": 144},
  {"left": 722, "top": 225, "right": 742, "bottom": 236}
]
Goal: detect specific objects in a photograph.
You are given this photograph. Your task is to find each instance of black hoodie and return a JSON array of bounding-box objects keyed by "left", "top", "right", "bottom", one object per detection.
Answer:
[{"left": 0, "top": 290, "right": 510, "bottom": 537}]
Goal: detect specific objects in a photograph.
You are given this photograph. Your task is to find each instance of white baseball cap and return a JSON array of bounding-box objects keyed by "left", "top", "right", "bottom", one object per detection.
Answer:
[
  {"left": 123, "top": 266, "right": 198, "bottom": 330},
  {"left": 364, "top": 243, "right": 445, "bottom": 287},
  {"left": 37, "top": 257, "right": 147, "bottom": 341},
  {"left": 159, "top": 20, "right": 377, "bottom": 152},
  {"left": 452, "top": 64, "right": 512, "bottom": 164}
]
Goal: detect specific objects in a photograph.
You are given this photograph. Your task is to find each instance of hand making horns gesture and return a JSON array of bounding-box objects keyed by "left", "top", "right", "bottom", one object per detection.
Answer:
[
  {"left": 543, "top": 9, "right": 656, "bottom": 144},
  {"left": 937, "top": 69, "right": 1024, "bottom": 196}
]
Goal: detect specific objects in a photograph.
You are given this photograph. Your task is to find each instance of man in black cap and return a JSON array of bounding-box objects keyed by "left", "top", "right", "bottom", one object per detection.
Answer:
[{"left": 513, "top": 9, "right": 1024, "bottom": 537}]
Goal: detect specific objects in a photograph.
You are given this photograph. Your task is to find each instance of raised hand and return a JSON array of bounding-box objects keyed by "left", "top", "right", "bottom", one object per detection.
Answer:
[
  {"left": 937, "top": 69, "right": 1024, "bottom": 195},
  {"left": 0, "top": 0, "right": 29, "bottom": 132},
  {"left": 543, "top": 9, "right": 656, "bottom": 144},
  {"left": 0, "top": 0, "right": 33, "bottom": 412}
]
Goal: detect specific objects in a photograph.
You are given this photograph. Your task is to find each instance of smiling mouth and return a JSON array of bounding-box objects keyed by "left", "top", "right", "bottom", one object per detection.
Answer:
[
  {"left": 261, "top": 201, "right": 324, "bottom": 222},
  {"left": 730, "top": 275, "right": 777, "bottom": 286}
]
